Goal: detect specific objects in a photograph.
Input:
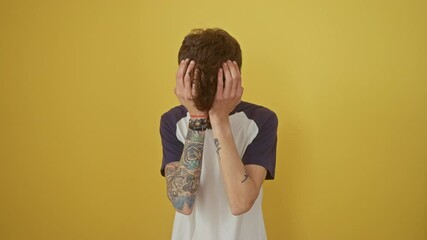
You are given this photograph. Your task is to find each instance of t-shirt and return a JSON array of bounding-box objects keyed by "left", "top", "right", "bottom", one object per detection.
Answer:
[{"left": 160, "top": 101, "right": 278, "bottom": 240}]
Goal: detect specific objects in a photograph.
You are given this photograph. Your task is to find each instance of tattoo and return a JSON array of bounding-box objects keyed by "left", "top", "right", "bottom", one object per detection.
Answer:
[
  {"left": 182, "top": 130, "right": 204, "bottom": 170},
  {"left": 166, "top": 127, "right": 205, "bottom": 211},
  {"left": 172, "top": 196, "right": 195, "bottom": 209},
  {"left": 189, "top": 117, "right": 211, "bottom": 131},
  {"left": 241, "top": 168, "right": 249, "bottom": 183},
  {"left": 214, "top": 138, "right": 221, "bottom": 157}
]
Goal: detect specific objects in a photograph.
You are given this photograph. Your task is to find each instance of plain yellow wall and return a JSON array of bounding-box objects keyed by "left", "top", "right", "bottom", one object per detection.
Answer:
[{"left": 1, "top": 0, "right": 426, "bottom": 239}]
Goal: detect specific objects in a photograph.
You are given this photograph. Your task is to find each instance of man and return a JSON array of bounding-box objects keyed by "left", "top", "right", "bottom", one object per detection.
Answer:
[{"left": 160, "top": 28, "right": 278, "bottom": 240}]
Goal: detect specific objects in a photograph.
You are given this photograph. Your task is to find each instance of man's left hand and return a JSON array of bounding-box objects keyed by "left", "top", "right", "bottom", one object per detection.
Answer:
[{"left": 209, "top": 60, "right": 244, "bottom": 125}]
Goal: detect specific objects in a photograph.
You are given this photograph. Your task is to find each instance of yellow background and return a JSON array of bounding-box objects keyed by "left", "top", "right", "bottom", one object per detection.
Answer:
[{"left": 1, "top": 0, "right": 426, "bottom": 239}]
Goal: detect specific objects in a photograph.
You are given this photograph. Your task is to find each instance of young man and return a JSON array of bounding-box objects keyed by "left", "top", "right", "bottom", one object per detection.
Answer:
[{"left": 160, "top": 28, "right": 278, "bottom": 240}]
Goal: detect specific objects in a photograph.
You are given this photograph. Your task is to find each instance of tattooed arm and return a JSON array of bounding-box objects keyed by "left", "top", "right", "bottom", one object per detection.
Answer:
[
  {"left": 165, "top": 120, "right": 206, "bottom": 215},
  {"left": 211, "top": 119, "right": 267, "bottom": 216},
  {"left": 165, "top": 59, "right": 208, "bottom": 215},
  {"left": 209, "top": 61, "right": 267, "bottom": 216}
]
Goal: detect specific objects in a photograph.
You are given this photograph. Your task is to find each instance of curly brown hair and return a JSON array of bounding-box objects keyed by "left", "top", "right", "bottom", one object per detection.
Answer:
[{"left": 178, "top": 28, "right": 242, "bottom": 112}]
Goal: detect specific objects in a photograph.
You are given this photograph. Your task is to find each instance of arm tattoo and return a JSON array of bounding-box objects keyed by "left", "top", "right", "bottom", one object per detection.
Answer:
[
  {"left": 214, "top": 138, "right": 221, "bottom": 159},
  {"left": 182, "top": 130, "right": 204, "bottom": 169},
  {"left": 241, "top": 170, "right": 250, "bottom": 183},
  {"left": 166, "top": 124, "right": 205, "bottom": 211},
  {"left": 214, "top": 137, "right": 249, "bottom": 183}
]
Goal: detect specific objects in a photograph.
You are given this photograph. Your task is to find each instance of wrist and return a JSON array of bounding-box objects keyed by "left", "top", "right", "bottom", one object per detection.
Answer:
[
  {"left": 188, "top": 117, "right": 210, "bottom": 131},
  {"left": 209, "top": 115, "right": 230, "bottom": 129},
  {"left": 211, "top": 118, "right": 232, "bottom": 139},
  {"left": 189, "top": 113, "right": 208, "bottom": 119}
]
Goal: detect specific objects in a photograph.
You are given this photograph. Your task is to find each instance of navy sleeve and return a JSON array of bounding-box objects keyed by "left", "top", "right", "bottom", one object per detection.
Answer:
[
  {"left": 242, "top": 112, "right": 278, "bottom": 180},
  {"left": 159, "top": 113, "right": 184, "bottom": 177}
]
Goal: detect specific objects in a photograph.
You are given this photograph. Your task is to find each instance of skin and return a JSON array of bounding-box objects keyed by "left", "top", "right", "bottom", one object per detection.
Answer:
[
  {"left": 165, "top": 59, "right": 267, "bottom": 216},
  {"left": 165, "top": 129, "right": 204, "bottom": 213},
  {"left": 209, "top": 60, "right": 267, "bottom": 215},
  {"left": 165, "top": 59, "right": 206, "bottom": 215}
]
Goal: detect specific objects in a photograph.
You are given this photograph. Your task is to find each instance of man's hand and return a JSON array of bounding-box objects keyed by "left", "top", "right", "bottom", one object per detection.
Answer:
[
  {"left": 208, "top": 60, "right": 265, "bottom": 215},
  {"left": 209, "top": 60, "right": 244, "bottom": 125},
  {"left": 175, "top": 59, "right": 206, "bottom": 115}
]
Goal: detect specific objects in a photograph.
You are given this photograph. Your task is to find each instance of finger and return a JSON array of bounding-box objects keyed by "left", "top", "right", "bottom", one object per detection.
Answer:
[
  {"left": 237, "top": 86, "right": 244, "bottom": 98},
  {"left": 233, "top": 61, "right": 242, "bottom": 94},
  {"left": 227, "top": 60, "right": 240, "bottom": 79},
  {"left": 222, "top": 62, "right": 233, "bottom": 97},
  {"left": 184, "top": 60, "right": 195, "bottom": 98},
  {"left": 226, "top": 60, "right": 239, "bottom": 96},
  {"left": 216, "top": 68, "right": 224, "bottom": 98},
  {"left": 191, "top": 83, "right": 197, "bottom": 98},
  {"left": 176, "top": 59, "right": 189, "bottom": 91}
]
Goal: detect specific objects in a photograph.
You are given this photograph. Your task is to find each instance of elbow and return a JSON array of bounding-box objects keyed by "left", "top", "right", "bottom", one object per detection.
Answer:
[
  {"left": 176, "top": 207, "right": 192, "bottom": 215},
  {"left": 230, "top": 199, "right": 255, "bottom": 216},
  {"left": 170, "top": 195, "right": 195, "bottom": 216},
  {"left": 231, "top": 207, "right": 249, "bottom": 216}
]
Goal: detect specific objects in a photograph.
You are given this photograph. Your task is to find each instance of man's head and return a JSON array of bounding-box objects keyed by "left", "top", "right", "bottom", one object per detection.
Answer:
[{"left": 178, "top": 28, "right": 242, "bottom": 112}]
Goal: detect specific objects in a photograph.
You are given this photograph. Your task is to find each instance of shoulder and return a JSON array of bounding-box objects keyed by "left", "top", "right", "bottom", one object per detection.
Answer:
[
  {"left": 160, "top": 105, "right": 188, "bottom": 126},
  {"left": 234, "top": 101, "right": 278, "bottom": 127}
]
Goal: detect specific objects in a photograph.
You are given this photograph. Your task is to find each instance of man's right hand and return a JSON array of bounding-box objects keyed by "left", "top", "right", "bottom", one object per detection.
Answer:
[{"left": 174, "top": 58, "right": 206, "bottom": 116}]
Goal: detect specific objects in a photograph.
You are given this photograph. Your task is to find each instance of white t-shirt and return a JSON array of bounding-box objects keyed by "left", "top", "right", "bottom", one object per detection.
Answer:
[{"left": 160, "top": 101, "right": 278, "bottom": 240}]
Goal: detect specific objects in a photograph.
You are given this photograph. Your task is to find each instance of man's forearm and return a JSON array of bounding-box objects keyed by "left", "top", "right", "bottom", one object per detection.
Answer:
[
  {"left": 165, "top": 120, "right": 206, "bottom": 214},
  {"left": 211, "top": 118, "right": 260, "bottom": 215}
]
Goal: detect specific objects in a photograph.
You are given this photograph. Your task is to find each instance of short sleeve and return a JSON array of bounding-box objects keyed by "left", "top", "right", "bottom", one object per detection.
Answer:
[
  {"left": 242, "top": 113, "right": 278, "bottom": 180},
  {"left": 159, "top": 114, "right": 184, "bottom": 177}
]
